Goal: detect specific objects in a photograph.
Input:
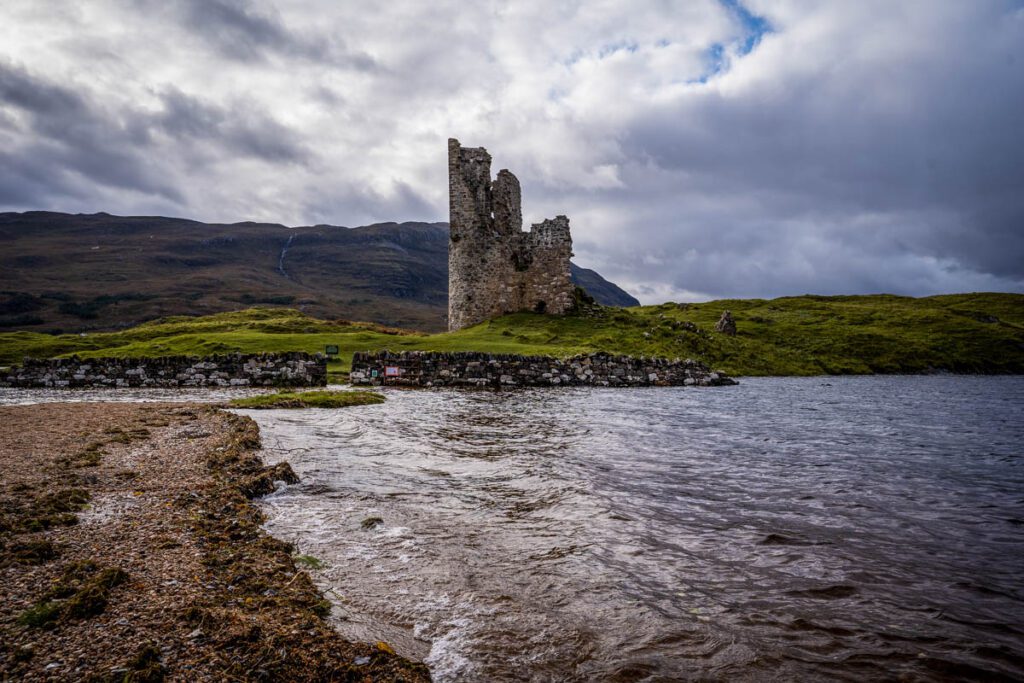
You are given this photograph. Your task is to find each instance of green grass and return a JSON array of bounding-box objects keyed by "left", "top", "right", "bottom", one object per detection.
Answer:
[
  {"left": 0, "top": 307, "right": 419, "bottom": 376},
  {"left": 2, "top": 294, "right": 1022, "bottom": 376},
  {"left": 293, "top": 554, "right": 326, "bottom": 569},
  {"left": 229, "top": 390, "right": 385, "bottom": 409},
  {"left": 16, "top": 601, "right": 63, "bottom": 628}
]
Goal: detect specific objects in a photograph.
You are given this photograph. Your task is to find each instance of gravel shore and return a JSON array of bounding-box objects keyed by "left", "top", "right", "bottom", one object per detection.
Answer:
[{"left": 0, "top": 402, "right": 430, "bottom": 682}]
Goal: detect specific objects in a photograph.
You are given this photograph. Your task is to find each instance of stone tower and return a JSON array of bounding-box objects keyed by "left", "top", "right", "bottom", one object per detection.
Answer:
[{"left": 447, "top": 138, "right": 574, "bottom": 331}]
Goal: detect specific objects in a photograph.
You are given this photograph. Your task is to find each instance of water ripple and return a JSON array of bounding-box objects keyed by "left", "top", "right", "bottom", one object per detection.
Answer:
[{"left": 239, "top": 376, "right": 1024, "bottom": 681}]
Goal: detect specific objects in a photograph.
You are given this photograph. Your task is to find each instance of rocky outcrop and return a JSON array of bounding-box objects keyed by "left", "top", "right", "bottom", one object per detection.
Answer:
[
  {"left": 350, "top": 351, "right": 736, "bottom": 388},
  {"left": 0, "top": 353, "right": 326, "bottom": 388},
  {"left": 715, "top": 310, "right": 737, "bottom": 336}
]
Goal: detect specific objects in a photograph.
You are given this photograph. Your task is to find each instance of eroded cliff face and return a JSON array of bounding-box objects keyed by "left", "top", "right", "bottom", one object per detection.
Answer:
[{"left": 447, "top": 138, "right": 574, "bottom": 331}]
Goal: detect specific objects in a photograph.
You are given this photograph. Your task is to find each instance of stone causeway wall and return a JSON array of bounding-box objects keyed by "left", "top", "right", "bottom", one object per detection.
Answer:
[
  {"left": 0, "top": 352, "right": 327, "bottom": 389},
  {"left": 448, "top": 138, "right": 575, "bottom": 331},
  {"left": 350, "top": 351, "right": 736, "bottom": 388}
]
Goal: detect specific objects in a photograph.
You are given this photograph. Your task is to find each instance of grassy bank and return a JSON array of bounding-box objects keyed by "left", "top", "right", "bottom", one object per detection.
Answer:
[
  {"left": 1, "top": 293, "right": 1022, "bottom": 376},
  {"left": 229, "top": 390, "right": 385, "bottom": 409}
]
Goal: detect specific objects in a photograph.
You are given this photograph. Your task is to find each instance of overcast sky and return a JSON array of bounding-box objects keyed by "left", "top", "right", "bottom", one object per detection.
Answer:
[{"left": 1, "top": 1, "right": 1022, "bottom": 302}]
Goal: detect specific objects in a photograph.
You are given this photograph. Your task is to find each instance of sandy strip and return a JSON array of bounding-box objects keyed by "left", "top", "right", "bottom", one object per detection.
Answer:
[{"left": 0, "top": 402, "right": 430, "bottom": 682}]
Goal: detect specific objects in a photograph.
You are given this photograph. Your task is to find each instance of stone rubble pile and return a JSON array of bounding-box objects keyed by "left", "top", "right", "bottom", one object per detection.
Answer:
[
  {"left": 715, "top": 310, "right": 737, "bottom": 336},
  {"left": 350, "top": 351, "right": 737, "bottom": 388},
  {"left": 0, "top": 352, "right": 326, "bottom": 389}
]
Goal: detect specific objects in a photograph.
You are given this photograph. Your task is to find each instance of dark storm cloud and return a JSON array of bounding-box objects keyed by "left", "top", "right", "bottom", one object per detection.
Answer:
[
  {"left": 553, "top": 1, "right": 1024, "bottom": 299},
  {"left": 0, "top": 59, "right": 314, "bottom": 212},
  {"left": 304, "top": 180, "right": 437, "bottom": 228},
  {"left": 0, "top": 150, "right": 85, "bottom": 208},
  {"left": 617, "top": 12, "right": 1024, "bottom": 285},
  {"left": 154, "top": 88, "right": 310, "bottom": 163},
  {"left": 613, "top": 71, "right": 1024, "bottom": 294},
  {"left": 0, "top": 61, "right": 180, "bottom": 202},
  {"left": 144, "top": 0, "right": 377, "bottom": 69}
]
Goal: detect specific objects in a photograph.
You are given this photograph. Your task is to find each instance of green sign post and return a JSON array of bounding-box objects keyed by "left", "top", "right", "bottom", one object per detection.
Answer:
[{"left": 325, "top": 345, "right": 339, "bottom": 356}]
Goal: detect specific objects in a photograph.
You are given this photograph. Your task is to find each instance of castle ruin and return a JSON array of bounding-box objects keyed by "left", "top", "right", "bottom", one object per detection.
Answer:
[{"left": 447, "top": 138, "right": 574, "bottom": 331}]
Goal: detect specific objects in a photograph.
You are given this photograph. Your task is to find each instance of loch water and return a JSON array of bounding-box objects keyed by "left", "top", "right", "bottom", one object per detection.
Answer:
[{"left": 232, "top": 376, "right": 1024, "bottom": 682}]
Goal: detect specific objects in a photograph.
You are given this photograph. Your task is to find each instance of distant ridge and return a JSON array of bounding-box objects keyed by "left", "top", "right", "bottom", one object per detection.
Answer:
[
  {"left": 570, "top": 264, "right": 639, "bottom": 308},
  {"left": 0, "top": 211, "right": 638, "bottom": 333}
]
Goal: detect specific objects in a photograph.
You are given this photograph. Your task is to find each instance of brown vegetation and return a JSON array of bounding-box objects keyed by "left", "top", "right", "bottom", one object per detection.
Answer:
[{"left": 0, "top": 402, "right": 429, "bottom": 681}]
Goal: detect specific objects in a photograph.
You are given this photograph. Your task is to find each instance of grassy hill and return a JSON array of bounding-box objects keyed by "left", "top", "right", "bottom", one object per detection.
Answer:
[
  {"left": 0, "top": 211, "right": 638, "bottom": 333},
  {"left": 1, "top": 293, "right": 1021, "bottom": 377}
]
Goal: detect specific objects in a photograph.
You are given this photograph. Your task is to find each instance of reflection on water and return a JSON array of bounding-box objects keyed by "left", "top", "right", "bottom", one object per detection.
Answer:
[{"left": 243, "top": 376, "right": 1024, "bottom": 681}]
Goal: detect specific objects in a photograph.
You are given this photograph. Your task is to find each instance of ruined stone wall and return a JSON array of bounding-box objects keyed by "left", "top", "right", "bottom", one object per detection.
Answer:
[
  {"left": 518, "top": 216, "right": 574, "bottom": 314},
  {"left": 448, "top": 139, "right": 575, "bottom": 330},
  {"left": 350, "top": 351, "right": 736, "bottom": 388},
  {"left": 0, "top": 352, "right": 326, "bottom": 388}
]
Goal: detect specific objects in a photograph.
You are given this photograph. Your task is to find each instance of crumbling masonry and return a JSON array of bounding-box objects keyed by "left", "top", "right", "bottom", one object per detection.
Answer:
[{"left": 447, "top": 138, "right": 574, "bottom": 331}]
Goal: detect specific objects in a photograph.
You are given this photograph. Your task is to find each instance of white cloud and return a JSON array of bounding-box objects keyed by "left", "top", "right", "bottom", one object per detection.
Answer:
[{"left": 0, "top": 0, "right": 1022, "bottom": 302}]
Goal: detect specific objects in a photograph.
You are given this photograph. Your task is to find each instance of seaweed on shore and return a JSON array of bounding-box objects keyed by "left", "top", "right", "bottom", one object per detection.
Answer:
[
  {"left": 0, "top": 538, "right": 56, "bottom": 567},
  {"left": 0, "top": 403, "right": 428, "bottom": 681},
  {"left": 64, "top": 441, "right": 106, "bottom": 467},
  {"left": 1, "top": 487, "right": 90, "bottom": 534},
  {"left": 17, "top": 560, "right": 129, "bottom": 629},
  {"left": 120, "top": 643, "right": 166, "bottom": 683},
  {"left": 176, "top": 408, "right": 430, "bottom": 681}
]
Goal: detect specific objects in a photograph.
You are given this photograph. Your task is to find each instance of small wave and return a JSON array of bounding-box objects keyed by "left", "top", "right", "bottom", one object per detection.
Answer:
[
  {"left": 787, "top": 584, "right": 859, "bottom": 599},
  {"left": 528, "top": 544, "right": 585, "bottom": 561},
  {"left": 758, "top": 533, "right": 825, "bottom": 546},
  {"left": 423, "top": 616, "right": 477, "bottom": 683}
]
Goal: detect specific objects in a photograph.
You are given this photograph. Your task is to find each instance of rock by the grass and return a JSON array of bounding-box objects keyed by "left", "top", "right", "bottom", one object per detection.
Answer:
[{"left": 715, "top": 310, "right": 737, "bottom": 336}]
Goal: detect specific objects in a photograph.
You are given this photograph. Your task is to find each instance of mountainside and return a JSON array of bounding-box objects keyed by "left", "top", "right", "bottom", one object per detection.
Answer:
[
  {"left": 0, "top": 211, "right": 638, "bottom": 333},
  {"left": 569, "top": 264, "right": 639, "bottom": 309}
]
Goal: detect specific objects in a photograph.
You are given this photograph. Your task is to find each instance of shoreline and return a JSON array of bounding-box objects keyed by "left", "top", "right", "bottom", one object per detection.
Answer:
[{"left": 0, "top": 401, "right": 429, "bottom": 681}]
